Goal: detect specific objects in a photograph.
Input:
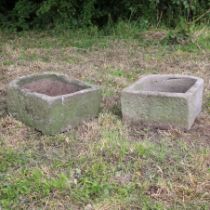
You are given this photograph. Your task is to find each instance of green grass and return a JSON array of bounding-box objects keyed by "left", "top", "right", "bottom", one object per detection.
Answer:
[
  {"left": 0, "top": 148, "right": 30, "bottom": 172},
  {"left": 0, "top": 24, "right": 210, "bottom": 209},
  {"left": 1, "top": 169, "right": 68, "bottom": 209}
]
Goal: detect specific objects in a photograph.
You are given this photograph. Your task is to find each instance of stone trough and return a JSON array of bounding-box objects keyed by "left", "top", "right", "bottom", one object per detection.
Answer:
[
  {"left": 121, "top": 74, "right": 204, "bottom": 130},
  {"left": 7, "top": 73, "right": 101, "bottom": 135}
]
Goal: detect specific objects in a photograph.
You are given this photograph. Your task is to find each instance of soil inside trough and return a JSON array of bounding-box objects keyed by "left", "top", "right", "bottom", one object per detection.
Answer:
[{"left": 22, "top": 79, "right": 87, "bottom": 96}]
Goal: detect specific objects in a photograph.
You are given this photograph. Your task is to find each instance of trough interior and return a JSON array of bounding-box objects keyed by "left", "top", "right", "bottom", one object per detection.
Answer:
[
  {"left": 134, "top": 77, "right": 196, "bottom": 93},
  {"left": 20, "top": 75, "right": 89, "bottom": 96}
]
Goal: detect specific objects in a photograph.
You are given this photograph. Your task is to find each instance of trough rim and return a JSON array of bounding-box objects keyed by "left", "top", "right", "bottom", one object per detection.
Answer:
[
  {"left": 8, "top": 72, "right": 101, "bottom": 103},
  {"left": 122, "top": 74, "right": 204, "bottom": 98}
]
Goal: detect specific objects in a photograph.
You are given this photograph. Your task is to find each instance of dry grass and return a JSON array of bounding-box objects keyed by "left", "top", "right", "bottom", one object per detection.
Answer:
[{"left": 0, "top": 29, "right": 210, "bottom": 209}]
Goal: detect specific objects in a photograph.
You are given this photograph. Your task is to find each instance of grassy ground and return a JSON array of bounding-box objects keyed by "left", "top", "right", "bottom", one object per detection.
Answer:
[{"left": 0, "top": 24, "right": 210, "bottom": 209}]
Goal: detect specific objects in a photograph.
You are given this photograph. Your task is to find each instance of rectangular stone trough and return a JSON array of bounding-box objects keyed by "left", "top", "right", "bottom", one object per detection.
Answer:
[
  {"left": 121, "top": 74, "right": 204, "bottom": 130},
  {"left": 7, "top": 73, "right": 101, "bottom": 135}
]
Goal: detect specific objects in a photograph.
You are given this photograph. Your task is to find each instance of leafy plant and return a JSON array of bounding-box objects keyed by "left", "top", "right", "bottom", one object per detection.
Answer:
[{"left": 0, "top": 0, "right": 210, "bottom": 30}]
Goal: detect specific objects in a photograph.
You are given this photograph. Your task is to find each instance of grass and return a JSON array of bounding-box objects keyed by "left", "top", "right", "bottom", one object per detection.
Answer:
[{"left": 0, "top": 23, "right": 210, "bottom": 209}]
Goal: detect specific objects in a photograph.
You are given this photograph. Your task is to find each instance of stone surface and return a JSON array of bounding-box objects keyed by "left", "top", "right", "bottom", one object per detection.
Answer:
[
  {"left": 7, "top": 73, "right": 101, "bottom": 135},
  {"left": 121, "top": 74, "right": 204, "bottom": 130}
]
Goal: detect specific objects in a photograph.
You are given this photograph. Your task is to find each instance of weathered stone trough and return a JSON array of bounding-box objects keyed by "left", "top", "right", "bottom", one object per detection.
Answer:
[
  {"left": 121, "top": 74, "right": 204, "bottom": 130},
  {"left": 7, "top": 73, "right": 101, "bottom": 135}
]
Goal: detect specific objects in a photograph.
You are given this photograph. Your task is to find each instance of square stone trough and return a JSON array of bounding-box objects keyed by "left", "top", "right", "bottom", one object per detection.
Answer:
[
  {"left": 7, "top": 73, "right": 101, "bottom": 135},
  {"left": 121, "top": 74, "right": 204, "bottom": 130}
]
